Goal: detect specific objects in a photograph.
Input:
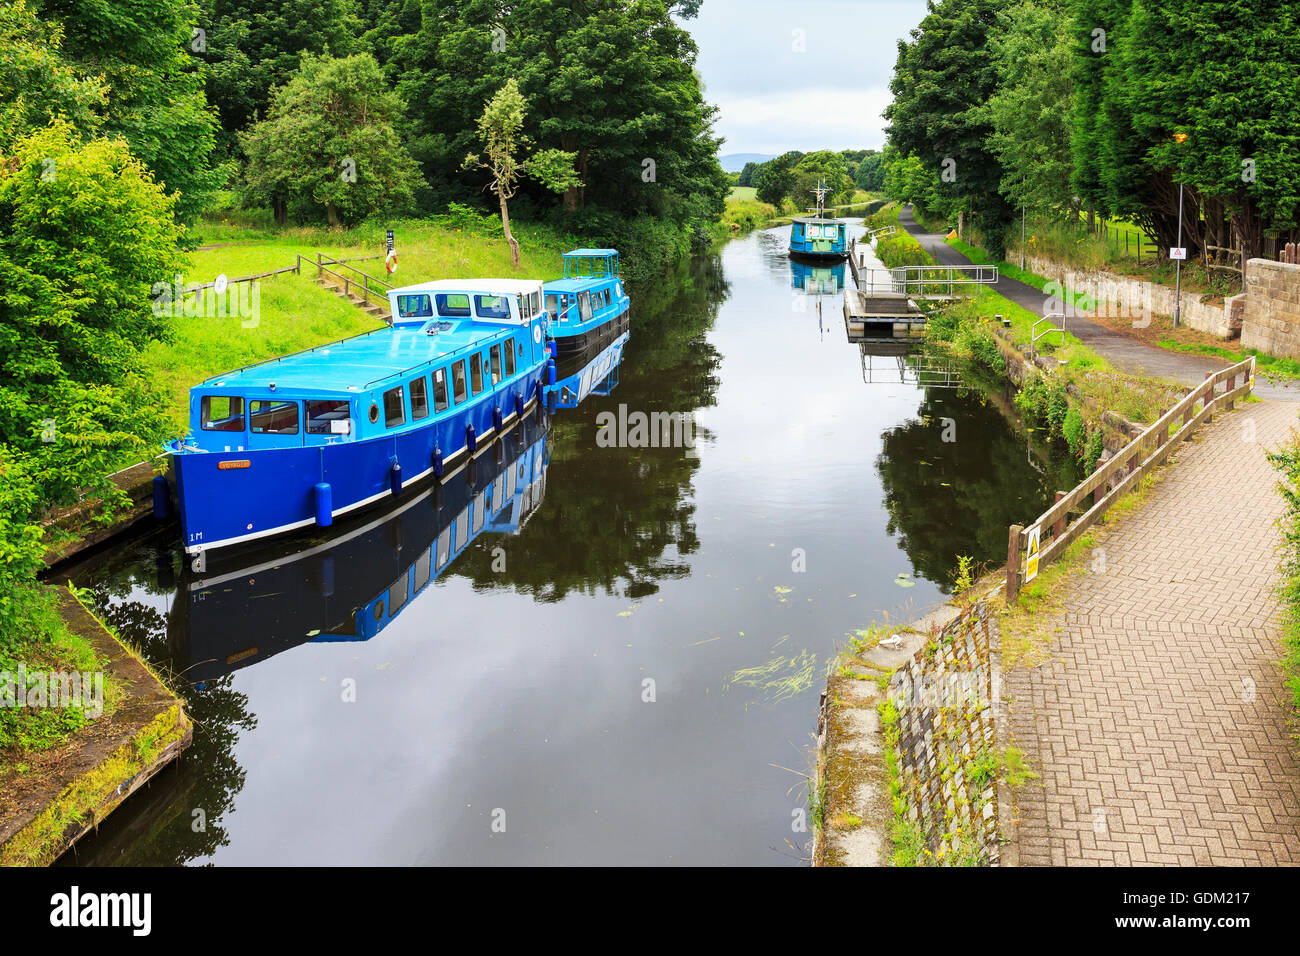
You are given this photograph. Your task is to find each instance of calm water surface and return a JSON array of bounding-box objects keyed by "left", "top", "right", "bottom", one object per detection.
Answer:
[{"left": 60, "top": 224, "right": 1076, "bottom": 865}]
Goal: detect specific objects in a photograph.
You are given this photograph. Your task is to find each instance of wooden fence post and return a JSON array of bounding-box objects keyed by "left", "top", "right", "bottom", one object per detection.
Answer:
[
  {"left": 316, "top": 253, "right": 323, "bottom": 279},
  {"left": 1053, "top": 491, "right": 1066, "bottom": 541},
  {"left": 1006, "top": 524, "right": 1023, "bottom": 604},
  {"left": 1204, "top": 371, "right": 1215, "bottom": 423}
]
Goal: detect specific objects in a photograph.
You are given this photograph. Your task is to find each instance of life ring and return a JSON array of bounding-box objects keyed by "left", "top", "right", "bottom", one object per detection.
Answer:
[{"left": 385, "top": 248, "right": 398, "bottom": 274}]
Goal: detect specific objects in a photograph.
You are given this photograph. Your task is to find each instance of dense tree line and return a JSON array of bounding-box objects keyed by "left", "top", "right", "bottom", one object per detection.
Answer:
[
  {"left": 742, "top": 149, "right": 882, "bottom": 207},
  {"left": 882, "top": 0, "right": 1300, "bottom": 262}
]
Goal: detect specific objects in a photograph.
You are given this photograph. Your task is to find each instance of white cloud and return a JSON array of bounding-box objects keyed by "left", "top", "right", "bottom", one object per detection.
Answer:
[{"left": 712, "top": 86, "right": 894, "bottom": 155}]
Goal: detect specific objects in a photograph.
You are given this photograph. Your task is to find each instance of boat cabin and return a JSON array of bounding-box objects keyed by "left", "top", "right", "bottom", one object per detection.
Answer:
[
  {"left": 184, "top": 279, "right": 550, "bottom": 453},
  {"left": 544, "top": 249, "right": 629, "bottom": 337}
]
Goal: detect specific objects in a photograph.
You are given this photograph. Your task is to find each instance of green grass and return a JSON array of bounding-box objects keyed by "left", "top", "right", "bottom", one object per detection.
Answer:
[
  {"left": 1155, "top": 340, "right": 1300, "bottom": 383},
  {"left": 148, "top": 213, "right": 581, "bottom": 429},
  {"left": 727, "top": 185, "right": 757, "bottom": 202}
]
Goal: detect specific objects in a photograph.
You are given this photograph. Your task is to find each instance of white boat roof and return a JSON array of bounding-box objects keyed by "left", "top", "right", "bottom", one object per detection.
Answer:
[{"left": 391, "top": 278, "right": 544, "bottom": 296}]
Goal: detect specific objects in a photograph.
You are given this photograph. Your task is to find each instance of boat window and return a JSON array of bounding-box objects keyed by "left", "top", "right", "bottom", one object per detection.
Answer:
[
  {"left": 410, "top": 376, "right": 429, "bottom": 420},
  {"left": 397, "top": 294, "right": 432, "bottom": 318},
  {"left": 579, "top": 292, "right": 593, "bottom": 322},
  {"left": 470, "top": 353, "right": 483, "bottom": 395},
  {"left": 414, "top": 547, "right": 431, "bottom": 591},
  {"left": 473, "top": 491, "right": 486, "bottom": 532},
  {"left": 504, "top": 340, "right": 516, "bottom": 377},
  {"left": 451, "top": 361, "right": 468, "bottom": 404},
  {"left": 475, "top": 295, "right": 511, "bottom": 320},
  {"left": 432, "top": 367, "right": 449, "bottom": 412},
  {"left": 248, "top": 400, "right": 298, "bottom": 435},
  {"left": 388, "top": 571, "right": 409, "bottom": 616},
  {"left": 306, "top": 399, "right": 351, "bottom": 435},
  {"left": 603, "top": 289, "right": 611, "bottom": 307},
  {"left": 436, "top": 528, "right": 450, "bottom": 569},
  {"left": 435, "top": 293, "right": 470, "bottom": 317},
  {"left": 455, "top": 507, "right": 469, "bottom": 551},
  {"left": 383, "top": 386, "right": 405, "bottom": 427},
  {"left": 545, "top": 294, "right": 558, "bottom": 316},
  {"left": 531, "top": 291, "right": 541, "bottom": 314},
  {"left": 201, "top": 395, "right": 245, "bottom": 431},
  {"left": 490, "top": 345, "right": 503, "bottom": 385}
]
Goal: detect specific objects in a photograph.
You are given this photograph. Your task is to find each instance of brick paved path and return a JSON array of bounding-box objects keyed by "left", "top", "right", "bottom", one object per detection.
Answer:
[{"left": 1007, "top": 399, "right": 1300, "bottom": 865}]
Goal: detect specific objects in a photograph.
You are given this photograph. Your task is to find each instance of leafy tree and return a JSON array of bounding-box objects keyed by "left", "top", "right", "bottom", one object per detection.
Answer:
[
  {"left": 789, "top": 150, "right": 855, "bottom": 208},
  {"left": 195, "top": 0, "right": 363, "bottom": 148},
  {"left": 737, "top": 161, "right": 760, "bottom": 188},
  {"left": 38, "top": 0, "right": 223, "bottom": 228},
  {"left": 854, "top": 152, "right": 885, "bottom": 192},
  {"left": 754, "top": 150, "right": 803, "bottom": 205},
  {"left": 393, "top": 0, "right": 728, "bottom": 235},
  {"left": 885, "top": 0, "right": 1014, "bottom": 255},
  {"left": 985, "top": 1, "right": 1076, "bottom": 218},
  {"left": 240, "top": 52, "right": 423, "bottom": 225},
  {"left": 0, "top": 1, "right": 105, "bottom": 149},
  {"left": 463, "top": 79, "right": 581, "bottom": 266},
  {"left": 0, "top": 122, "right": 182, "bottom": 518}
]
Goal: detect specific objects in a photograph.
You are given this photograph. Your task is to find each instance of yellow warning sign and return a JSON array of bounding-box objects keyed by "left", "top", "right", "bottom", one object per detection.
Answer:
[
  {"left": 946, "top": 229, "right": 958, "bottom": 240},
  {"left": 1024, "top": 524, "right": 1042, "bottom": 583}
]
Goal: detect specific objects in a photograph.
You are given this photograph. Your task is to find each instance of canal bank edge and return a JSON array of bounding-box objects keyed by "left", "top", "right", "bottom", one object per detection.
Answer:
[
  {"left": 813, "top": 594, "right": 1016, "bottom": 867},
  {"left": 0, "top": 588, "right": 192, "bottom": 866}
]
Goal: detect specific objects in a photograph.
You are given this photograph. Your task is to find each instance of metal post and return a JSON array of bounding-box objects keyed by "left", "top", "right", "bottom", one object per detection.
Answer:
[{"left": 1174, "top": 181, "right": 1185, "bottom": 328}]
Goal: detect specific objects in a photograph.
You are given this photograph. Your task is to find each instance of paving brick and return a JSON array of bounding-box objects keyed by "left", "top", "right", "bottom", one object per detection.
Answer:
[{"left": 1008, "top": 400, "right": 1300, "bottom": 866}]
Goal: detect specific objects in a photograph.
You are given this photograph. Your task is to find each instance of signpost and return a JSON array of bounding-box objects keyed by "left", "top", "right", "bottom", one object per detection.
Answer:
[
  {"left": 385, "top": 229, "right": 397, "bottom": 275},
  {"left": 1024, "top": 524, "right": 1042, "bottom": 584}
]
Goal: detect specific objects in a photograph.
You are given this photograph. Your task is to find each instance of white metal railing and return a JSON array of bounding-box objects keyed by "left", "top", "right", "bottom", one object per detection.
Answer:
[{"left": 1031, "top": 312, "right": 1066, "bottom": 355}]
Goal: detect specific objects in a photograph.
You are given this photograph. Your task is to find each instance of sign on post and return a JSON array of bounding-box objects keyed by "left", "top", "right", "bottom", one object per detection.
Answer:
[
  {"left": 1024, "top": 524, "right": 1042, "bottom": 583},
  {"left": 385, "top": 229, "right": 397, "bottom": 275},
  {"left": 1169, "top": 247, "right": 1187, "bottom": 260}
]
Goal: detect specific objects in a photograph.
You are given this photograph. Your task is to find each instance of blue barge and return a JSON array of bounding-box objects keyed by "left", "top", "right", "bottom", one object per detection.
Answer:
[
  {"left": 543, "top": 249, "right": 630, "bottom": 356},
  {"left": 168, "top": 278, "right": 554, "bottom": 564}
]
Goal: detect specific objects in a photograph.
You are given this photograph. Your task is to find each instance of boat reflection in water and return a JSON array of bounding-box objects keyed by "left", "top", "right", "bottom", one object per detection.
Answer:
[
  {"left": 790, "top": 259, "right": 846, "bottom": 296},
  {"left": 548, "top": 327, "right": 629, "bottom": 410},
  {"left": 171, "top": 416, "right": 551, "bottom": 686}
]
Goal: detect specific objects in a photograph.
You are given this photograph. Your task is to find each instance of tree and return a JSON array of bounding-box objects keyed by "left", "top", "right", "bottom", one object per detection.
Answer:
[
  {"left": 40, "top": 0, "right": 223, "bottom": 228},
  {"left": 239, "top": 52, "right": 423, "bottom": 225},
  {"left": 737, "top": 161, "right": 760, "bottom": 188},
  {"left": 854, "top": 152, "right": 885, "bottom": 192},
  {"left": 0, "top": 121, "right": 182, "bottom": 516},
  {"left": 985, "top": 1, "right": 1076, "bottom": 218},
  {"left": 885, "top": 0, "right": 1014, "bottom": 255},
  {"left": 789, "top": 151, "right": 855, "bottom": 208},
  {"left": 393, "top": 0, "right": 728, "bottom": 234},
  {"left": 754, "top": 151, "right": 803, "bottom": 205},
  {"left": 463, "top": 79, "right": 581, "bottom": 267},
  {"left": 195, "top": 0, "right": 364, "bottom": 150},
  {"left": 0, "top": 1, "right": 105, "bottom": 150}
]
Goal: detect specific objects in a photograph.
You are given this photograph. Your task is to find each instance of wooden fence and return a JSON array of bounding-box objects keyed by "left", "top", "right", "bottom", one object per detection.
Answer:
[
  {"left": 179, "top": 263, "right": 300, "bottom": 296},
  {"left": 1005, "top": 355, "right": 1255, "bottom": 602},
  {"left": 304, "top": 253, "right": 393, "bottom": 315}
]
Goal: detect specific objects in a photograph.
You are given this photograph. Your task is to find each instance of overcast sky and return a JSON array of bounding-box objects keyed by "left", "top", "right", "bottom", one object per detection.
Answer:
[{"left": 685, "top": 0, "right": 929, "bottom": 156}]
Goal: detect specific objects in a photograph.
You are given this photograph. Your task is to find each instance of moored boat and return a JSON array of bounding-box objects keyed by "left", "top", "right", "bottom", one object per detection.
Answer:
[
  {"left": 542, "top": 249, "right": 631, "bottom": 356},
  {"left": 167, "top": 278, "right": 554, "bottom": 567},
  {"left": 789, "top": 181, "right": 847, "bottom": 261}
]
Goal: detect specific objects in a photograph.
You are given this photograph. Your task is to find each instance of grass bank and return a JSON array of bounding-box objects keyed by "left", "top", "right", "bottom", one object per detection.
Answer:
[{"left": 1266, "top": 438, "right": 1300, "bottom": 718}]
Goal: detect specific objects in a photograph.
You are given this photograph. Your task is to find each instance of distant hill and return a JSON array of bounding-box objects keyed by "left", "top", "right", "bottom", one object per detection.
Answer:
[{"left": 719, "top": 153, "right": 776, "bottom": 173}]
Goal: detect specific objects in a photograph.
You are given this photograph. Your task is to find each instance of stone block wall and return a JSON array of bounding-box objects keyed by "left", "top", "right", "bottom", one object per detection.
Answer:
[
  {"left": 1240, "top": 259, "right": 1300, "bottom": 359},
  {"left": 1026, "top": 256, "right": 1236, "bottom": 338},
  {"left": 888, "top": 601, "right": 1000, "bottom": 865}
]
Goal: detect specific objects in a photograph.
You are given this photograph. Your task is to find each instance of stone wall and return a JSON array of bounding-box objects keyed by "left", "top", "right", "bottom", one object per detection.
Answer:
[
  {"left": 888, "top": 601, "right": 1001, "bottom": 865},
  {"left": 1240, "top": 259, "right": 1300, "bottom": 359},
  {"left": 1026, "top": 255, "right": 1236, "bottom": 339}
]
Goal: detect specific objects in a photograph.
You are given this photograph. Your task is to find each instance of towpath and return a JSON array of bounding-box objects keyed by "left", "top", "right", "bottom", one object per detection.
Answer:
[
  {"left": 895, "top": 206, "right": 1300, "bottom": 864},
  {"left": 897, "top": 205, "right": 1299, "bottom": 398},
  {"left": 1003, "top": 399, "right": 1300, "bottom": 864}
]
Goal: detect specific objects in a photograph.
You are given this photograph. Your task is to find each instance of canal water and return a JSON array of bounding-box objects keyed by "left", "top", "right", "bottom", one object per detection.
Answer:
[{"left": 59, "top": 222, "right": 1076, "bottom": 865}]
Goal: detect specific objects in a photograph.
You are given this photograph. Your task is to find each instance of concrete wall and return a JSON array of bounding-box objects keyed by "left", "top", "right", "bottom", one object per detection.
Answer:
[
  {"left": 1240, "top": 259, "right": 1300, "bottom": 359},
  {"left": 1026, "top": 256, "right": 1237, "bottom": 339}
]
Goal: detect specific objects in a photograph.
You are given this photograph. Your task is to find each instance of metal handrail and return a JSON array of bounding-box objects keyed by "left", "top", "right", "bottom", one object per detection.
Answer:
[{"left": 1031, "top": 313, "right": 1066, "bottom": 354}]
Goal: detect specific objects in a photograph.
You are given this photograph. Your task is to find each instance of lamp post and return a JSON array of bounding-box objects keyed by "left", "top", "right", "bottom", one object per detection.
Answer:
[{"left": 1172, "top": 132, "right": 1188, "bottom": 329}]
